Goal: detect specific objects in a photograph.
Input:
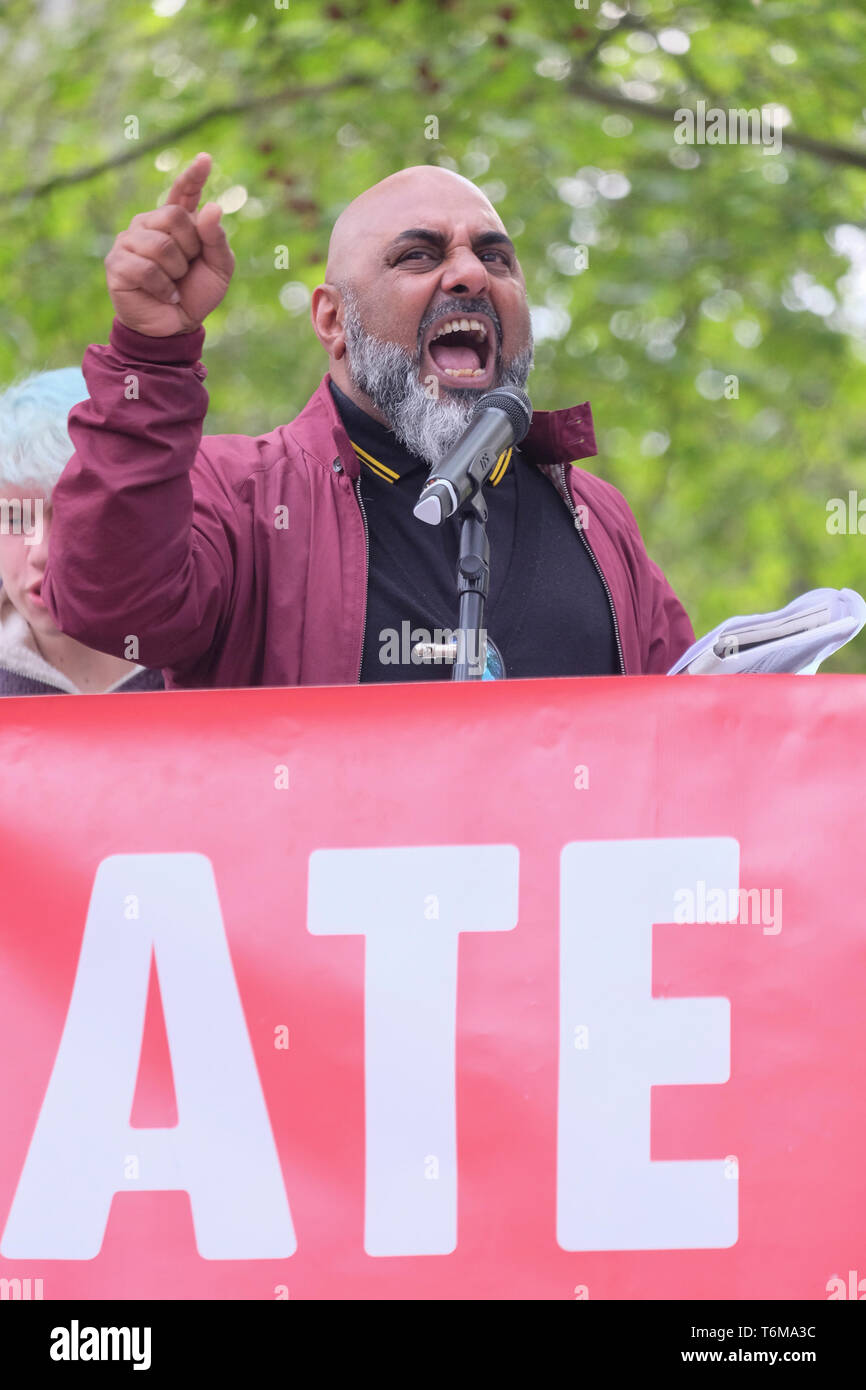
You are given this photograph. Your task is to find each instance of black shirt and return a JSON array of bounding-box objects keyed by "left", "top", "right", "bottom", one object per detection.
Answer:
[{"left": 329, "top": 382, "right": 618, "bottom": 682}]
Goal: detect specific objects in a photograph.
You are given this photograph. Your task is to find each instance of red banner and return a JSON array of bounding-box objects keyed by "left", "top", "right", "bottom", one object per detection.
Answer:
[{"left": 1, "top": 676, "right": 864, "bottom": 1300}]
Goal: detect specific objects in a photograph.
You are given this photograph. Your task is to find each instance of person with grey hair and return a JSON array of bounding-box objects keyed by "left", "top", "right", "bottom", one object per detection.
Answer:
[
  {"left": 0, "top": 367, "right": 164, "bottom": 695},
  {"left": 43, "top": 153, "right": 693, "bottom": 688}
]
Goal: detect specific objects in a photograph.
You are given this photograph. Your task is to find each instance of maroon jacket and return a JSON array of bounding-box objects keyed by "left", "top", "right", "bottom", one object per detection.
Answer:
[{"left": 43, "top": 319, "right": 694, "bottom": 688}]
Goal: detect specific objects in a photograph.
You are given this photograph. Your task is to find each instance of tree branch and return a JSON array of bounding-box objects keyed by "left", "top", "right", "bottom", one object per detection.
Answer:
[
  {"left": 10, "top": 60, "right": 866, "bottom": 209},
  {"left": 9, "top": 75, "right": 370, "bottom": 204}
]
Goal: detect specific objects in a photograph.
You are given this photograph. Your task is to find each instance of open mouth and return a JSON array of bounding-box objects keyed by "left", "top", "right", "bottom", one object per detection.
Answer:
[{"left": 422, "top": 313, "right": 497, "bottom": 388}]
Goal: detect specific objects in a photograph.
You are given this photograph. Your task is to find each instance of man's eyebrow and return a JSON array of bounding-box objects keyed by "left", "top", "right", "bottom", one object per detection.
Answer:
[
  {"left": 384, "top": 228, "right": 516, "bottom": 258},
  {"left": 385, "top": 228, "right": 448, "bottom": 256},
  {"left": 472, "top": 231, "right": 516, "bottom": 256}
]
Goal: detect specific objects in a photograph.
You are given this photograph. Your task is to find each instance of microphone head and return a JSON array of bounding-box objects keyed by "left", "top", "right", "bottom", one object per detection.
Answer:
[
  {"left": 413, "top": 478, "right": 458, "bottom": 525},
  {"left": 413, "top": 490, "right": 444, "bottom": 525},
  {"left": 471, "top": 387, "right": 532, "bottom": 445}
]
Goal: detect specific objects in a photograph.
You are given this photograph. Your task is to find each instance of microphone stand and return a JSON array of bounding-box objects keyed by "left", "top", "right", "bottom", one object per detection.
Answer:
[{"left": 452, "top": 489, "right": 490, "bottom": 682}]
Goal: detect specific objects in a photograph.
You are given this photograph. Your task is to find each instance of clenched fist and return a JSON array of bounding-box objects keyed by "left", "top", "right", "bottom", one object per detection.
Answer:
[{"left": 105, "top": 152, "right": 235, "bottom": 337}]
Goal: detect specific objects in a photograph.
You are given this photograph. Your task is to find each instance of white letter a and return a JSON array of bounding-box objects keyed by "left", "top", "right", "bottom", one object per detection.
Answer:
[{"left": 1, "top": 854, "right": 295, "bottom": 1259}]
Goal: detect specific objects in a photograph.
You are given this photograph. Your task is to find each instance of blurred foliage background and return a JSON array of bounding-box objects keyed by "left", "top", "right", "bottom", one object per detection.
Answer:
[{"left": 1, "top": 0, "right": 865, "bottom": 668}]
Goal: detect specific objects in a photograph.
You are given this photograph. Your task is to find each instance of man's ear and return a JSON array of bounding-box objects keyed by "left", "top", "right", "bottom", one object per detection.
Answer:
[{"left": 311, "top": 284, "right": 346, "bottom": 360}]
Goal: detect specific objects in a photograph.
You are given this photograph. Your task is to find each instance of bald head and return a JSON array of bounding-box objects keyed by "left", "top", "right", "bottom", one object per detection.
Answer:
[{"left": 326, "top": 165, "right": 503, "bottom": 283}]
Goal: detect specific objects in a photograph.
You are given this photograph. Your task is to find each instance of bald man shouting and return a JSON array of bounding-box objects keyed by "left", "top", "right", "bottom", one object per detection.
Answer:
[{"left": 44, "top": 153, "right": 693, "bottom": 687}]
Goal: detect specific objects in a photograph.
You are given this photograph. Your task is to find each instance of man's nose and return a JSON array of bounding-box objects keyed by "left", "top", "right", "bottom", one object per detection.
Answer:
[{"left": 440, "top": 246, "right": 491, "bottom": 298}]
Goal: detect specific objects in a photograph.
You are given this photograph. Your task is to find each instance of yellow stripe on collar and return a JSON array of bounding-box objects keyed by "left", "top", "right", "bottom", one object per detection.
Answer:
[
  {"left": 350, "top": 439, "right": 513, "bottom": 486},
  {"left": 350, "top": 441, "right": 400, "bottom": 481},
  {"left": 490, "top": 447, "right": 512, "bottom": 486}
]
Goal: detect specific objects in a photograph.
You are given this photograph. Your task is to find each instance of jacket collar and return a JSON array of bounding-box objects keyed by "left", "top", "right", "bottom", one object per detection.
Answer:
[{"left": 287, "top": 374, "right": 598, "bottom": 481}]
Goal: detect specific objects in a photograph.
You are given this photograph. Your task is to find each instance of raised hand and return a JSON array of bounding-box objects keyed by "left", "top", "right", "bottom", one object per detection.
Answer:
[{"left": 104, "top": 152, "right": 235, "bottom": 337}]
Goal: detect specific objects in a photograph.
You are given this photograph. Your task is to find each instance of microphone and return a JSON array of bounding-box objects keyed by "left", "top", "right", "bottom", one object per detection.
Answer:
[{"left": 413, "top": 387, "right": 532, "bottom": 525}]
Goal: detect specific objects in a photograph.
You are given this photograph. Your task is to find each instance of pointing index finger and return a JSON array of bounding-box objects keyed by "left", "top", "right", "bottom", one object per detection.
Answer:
[{"left": 165, "top": 152, "right": 212, "bottom": 211}]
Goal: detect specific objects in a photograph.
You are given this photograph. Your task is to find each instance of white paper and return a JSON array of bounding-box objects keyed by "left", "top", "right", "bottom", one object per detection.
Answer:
[{"left": 667, "top": 588, "right": 866, "bottom": 676}]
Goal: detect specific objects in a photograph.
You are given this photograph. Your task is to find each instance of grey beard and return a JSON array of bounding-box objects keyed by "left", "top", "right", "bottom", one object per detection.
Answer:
[{"left": 341, "top": 292, "right": 533, "bottom": 468}]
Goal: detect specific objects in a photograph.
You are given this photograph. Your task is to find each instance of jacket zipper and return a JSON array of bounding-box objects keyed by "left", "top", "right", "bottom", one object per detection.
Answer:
[
  {"left": 557, "top": 462, "right": 626, "bottom": 675},
  {"left": 353, "top": 473, "right": 370, "bottom": 682}
]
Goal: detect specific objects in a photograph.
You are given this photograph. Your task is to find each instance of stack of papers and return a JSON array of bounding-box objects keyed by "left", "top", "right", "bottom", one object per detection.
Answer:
[{"left": 668, "top": 588, "right": 866, "bottom": 675}]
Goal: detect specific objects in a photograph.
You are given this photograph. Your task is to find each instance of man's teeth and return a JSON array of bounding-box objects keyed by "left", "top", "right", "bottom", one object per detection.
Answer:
[
  {"left": 429, "top": 316, "right": 488, "bottom": 341},
  {"left": 443, "top": 367, "right": 486, "bottom": 376}
]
